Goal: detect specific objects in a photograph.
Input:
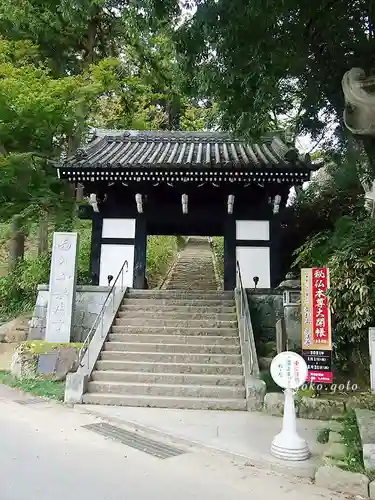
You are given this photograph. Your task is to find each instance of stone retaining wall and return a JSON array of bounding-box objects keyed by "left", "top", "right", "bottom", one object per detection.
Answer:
[
  {"left": 247, "top": 290, "right": 283, "bottom": 344},
  {"left": 356, "top": 408, "right": 375, "bottom": 471},
  {"left": 28, "top": 285, "right": 111, "bottom": 343}
]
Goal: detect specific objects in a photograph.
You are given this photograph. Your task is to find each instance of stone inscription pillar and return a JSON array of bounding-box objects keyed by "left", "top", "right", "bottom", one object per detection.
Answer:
[{"left": 45, "top": 232, "right": 79, "bottom": 342}]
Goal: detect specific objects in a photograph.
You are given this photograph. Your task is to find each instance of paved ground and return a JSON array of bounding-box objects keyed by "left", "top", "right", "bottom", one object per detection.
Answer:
[
  {"left": 0, "top": 385, "right": 350, "bottom": 500},
  {"left": 82, "top": 404, "right": 327, "bottom": 478}
]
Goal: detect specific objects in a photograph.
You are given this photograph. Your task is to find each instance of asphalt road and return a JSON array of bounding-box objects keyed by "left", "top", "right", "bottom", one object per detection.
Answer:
[{"left": 0, "top": 387, "right": 349, "bottom": 500}]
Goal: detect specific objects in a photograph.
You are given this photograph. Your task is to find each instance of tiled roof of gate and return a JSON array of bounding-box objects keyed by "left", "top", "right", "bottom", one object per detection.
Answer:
[{"left": 60, "top": 129, "right": 311, "bottom": 170}]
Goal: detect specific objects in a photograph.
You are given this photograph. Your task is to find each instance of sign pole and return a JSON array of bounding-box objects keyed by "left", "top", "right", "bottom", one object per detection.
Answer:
[
  {"left": 271, "top": 388, "right": 310, "bottom": 460},
  {"left": 270, "top": 351, "right": 310, "bottom": 461}
]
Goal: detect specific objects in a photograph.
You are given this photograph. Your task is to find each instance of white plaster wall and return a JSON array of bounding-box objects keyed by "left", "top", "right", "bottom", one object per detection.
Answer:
[
  {"left": 99, "top": 244, "right": 134, "bottom": 287},
  {"left": 102, "top": 218, "right": 136, "bottom": 239},
  {"left": 236, "top": 220, "right": 269, "bottom": 241},
  {"left": 236, "top": 246, "right": 270, "bottom": 288}
]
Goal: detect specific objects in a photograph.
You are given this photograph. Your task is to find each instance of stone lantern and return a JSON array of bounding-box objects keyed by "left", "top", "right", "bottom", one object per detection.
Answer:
[{"left": 276, "top": 272, "right": 301, "bottom": 350}]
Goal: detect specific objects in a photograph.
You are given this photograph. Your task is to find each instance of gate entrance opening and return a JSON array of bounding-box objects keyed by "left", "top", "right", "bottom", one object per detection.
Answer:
[{"left": 56, "top": 129, "right": 313, "bottom": 290}]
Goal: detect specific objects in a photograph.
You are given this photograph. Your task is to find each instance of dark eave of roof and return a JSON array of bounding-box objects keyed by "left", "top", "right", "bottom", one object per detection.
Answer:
[{"left": 59, "top": 129, "right": 313, "bottom": 171}]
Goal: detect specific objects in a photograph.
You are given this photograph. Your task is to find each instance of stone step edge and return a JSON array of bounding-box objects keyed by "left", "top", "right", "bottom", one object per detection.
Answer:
[
  {"left": 123, "top": 299, "right": 235, "bottom": 303},
  {"left": 88, "top": 380, "right": 244, "bottom": 391},
  {"left": 108, "top": 334, "right": 240, "bottom": 342},
  {"left": 127, "top": 290, "right": 233, "bottom": 295},
  {"left": 120, "top": 306, "right": 236, "bottom": 310},
  {"left": 83, "top": 392, "right": 246, "bottom": 404},
  {"left": 104, "top": 342, "right": 240, "bottom": 350},
  {"left": 111, "top": 326, "right": 238, "bottom": 332},
  {"left": 118, "top": 311, "right": 236, "bottom": 317},
  {"left": 115, "top": 322, "right": 237, "bottom": 328},
  {"left": 92, "top": 370, "right": 244, "bottom": 381},
  {"left": 96, "top": 360, "right": 244, "bottom": 369},
  {"left": 102, "top": 350, "right": 242, "bottom": 358}
]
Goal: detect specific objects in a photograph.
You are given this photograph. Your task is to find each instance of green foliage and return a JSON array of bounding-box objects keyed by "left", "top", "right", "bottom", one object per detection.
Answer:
[
  {"left": 260, "top": 370, "right": 283, "bottom": 393},
  {"left": 22, "top": 341, "right": 83, "bottom": 355},
  {"left": 146, "top": 236, "right": 179, "bottom": 288},
  {"left": 316, "top": 427, "right": 329, "bottom": 444},
  {"left": 212, "top": 237, "right": 224, "bottom": 278},
  {"left": 175, "top": 0, "right": 374, "bottom": 152},
  {"left": 0, "top": 253, "right": 50, "bottom": 318},
  {"left": 293, "top": 214, "right": 375, "bottom": 372},
  {"left": 0, "top": 219, "right": 92, "bottom": 319},
  {"left": 290, "top": 161, "right": 375, "bottom": 375},
  {"left": 340, "top": 410, "right": 365, "bottom": 474},
  {"left": 76, "top": 221, "right": 92, "bottom": 285},
  {"left": 0, "top": 371, "right": 64, "bottom": 401}
]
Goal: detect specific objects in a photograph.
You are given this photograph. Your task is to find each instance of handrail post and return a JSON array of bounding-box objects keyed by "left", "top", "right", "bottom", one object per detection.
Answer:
[
  {"left": 101, "top": 310, "right": 104, "bottom": 339},
  {"left": 235, "top": 260, "right": 260, "bottom": 379}
]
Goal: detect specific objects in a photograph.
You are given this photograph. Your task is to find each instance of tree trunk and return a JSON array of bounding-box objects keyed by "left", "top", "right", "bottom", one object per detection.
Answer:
[
  {"left": 37, "top": 216, "right": 49, "bottom": 256},
  {"left": 8, "top": 215, "right": 25, "bottom": 272}
]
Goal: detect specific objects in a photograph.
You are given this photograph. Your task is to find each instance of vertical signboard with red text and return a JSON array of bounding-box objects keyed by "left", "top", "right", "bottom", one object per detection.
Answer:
[{"left": 301, "top": 268, "right": 332, "bottom": 384}]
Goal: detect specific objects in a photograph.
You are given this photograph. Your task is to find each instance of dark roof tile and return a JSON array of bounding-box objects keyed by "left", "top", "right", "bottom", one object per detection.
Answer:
[{"left": 61, "top": 129, "right": 309, "bottom": 170}]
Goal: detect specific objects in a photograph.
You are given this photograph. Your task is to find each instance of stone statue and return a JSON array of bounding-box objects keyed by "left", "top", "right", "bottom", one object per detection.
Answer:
[
  {"left": 342, "top": 68, "right": 375, "bottom": 214},
  {"left": 342, "top": 67, "right": 375, "bottom": 137}
]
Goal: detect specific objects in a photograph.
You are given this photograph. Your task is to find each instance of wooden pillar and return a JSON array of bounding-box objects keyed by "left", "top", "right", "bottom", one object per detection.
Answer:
[
  {"left": 90, "top": 212, "right": 103, "bottom": 285},
  {"left": 224, "top": 216, "right": 236, "bottom": 290},
  {"left": 133, "top": 215, "right": 147, "bottom": 289},
  {"left": 270, "top": 215, "right": 282, "bottom": 288}
]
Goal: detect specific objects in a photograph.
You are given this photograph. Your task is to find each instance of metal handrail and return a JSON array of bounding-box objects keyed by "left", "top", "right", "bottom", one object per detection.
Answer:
[
  {"left": 235, "top": 260, "right": 260, "bottom": 378},
  {"left": 78, "top": 259, "right": 129, "bottom": 367}
]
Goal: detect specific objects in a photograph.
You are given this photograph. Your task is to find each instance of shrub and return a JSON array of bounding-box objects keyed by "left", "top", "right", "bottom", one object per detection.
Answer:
[
  {"left": 212, "top": 237, "right": 224, "bottom": 278},
  {"left": 146, "top": 236, "right": 179, "bottom": 288},
  {"left": 0, "top": 219, "right": 92, "bottom": 319},
  {"left": 293, "top": 214, "right": 375, "bottom": 376}
]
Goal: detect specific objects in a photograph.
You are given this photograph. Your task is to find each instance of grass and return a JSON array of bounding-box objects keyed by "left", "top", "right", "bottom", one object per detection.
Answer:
[
  {"left": 146, "top": 236, "right": 182, "bottom": 288},
  {"left": 340, "top": 409, "right": 365, "bottom": 474},
  {"left": 211, "top": 237, "right": 224, "bottom": 278},
  {"left": 0, "top": 371, "right": 65, "bottom": 401},
  {"left": 22, "top": 341, "right": 83, "bottom": 355}
]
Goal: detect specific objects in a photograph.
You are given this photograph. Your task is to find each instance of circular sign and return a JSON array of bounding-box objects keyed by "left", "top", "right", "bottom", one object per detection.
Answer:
[{"left": 270, "top": 352, "right": 308, "bottom": 389}]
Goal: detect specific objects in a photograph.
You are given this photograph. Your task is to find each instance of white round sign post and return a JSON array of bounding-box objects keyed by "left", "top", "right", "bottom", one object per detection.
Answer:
[{"left": 270, "top": 351, "right": 310, "bottom": 461}]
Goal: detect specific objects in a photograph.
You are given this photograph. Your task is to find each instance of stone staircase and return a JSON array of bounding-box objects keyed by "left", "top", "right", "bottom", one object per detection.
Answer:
[
  {"left": 82, "top": 238, "right": 246, "bottom": 410},
  {"left": 164, "top": 236, "right": 219, "bottom": 291}
]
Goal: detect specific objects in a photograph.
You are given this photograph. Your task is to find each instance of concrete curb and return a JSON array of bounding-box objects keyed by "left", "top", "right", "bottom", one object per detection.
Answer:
[{"left": 77, "top": 405, "right": 319, "bottom": 481}]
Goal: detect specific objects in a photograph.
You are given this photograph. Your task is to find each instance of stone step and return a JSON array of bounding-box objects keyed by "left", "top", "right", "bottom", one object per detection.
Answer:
[
  {"left": 100, "top": 351, "right": 242, "bottom": 365},
  {"left": 124, "top": 298, "right": 235, "bottom": 306},
  {"left": 167, "top": 276, "right": 217, "bottom": 281},
  {"left": 82, "top": 393, "right": 247, "bottom": 410},
  {"left": 167, "top": 283, "right": 217, "bottom": 292},
  {"left": 168, "top": 274, "right": 217, "bottom": 278},
  {"left": 166, "top": 282, "right": 218, "bottom": 286},
  {"left": 91, "top": 370, "right": 244, "bottom": 386},
  {"left": 166, "top": 283, "right": 217, "bottom": 286},
  {"left": 108, "top": 333, "right": 240, "bottom": 345},
  {"left": 120, "top": 304, "right": 236, "bottom": 313},
  {"left": 87, "top": 380, "right": 246, "bottom": 399},
  {"left": 127, "top": 290, "right": 233, "bottom": 299},
  {"left": 118, "top": 310, "right": 235, "bottom": 321},
  {"left": 103, "top": 341, "right": 241, "bottom": 355},
  {"left": 111, "top": 325, "right": 238, "bottom": 336},
  {"left": 95, "top": 360, "right": 243, "bottom": 375},
  {"left": 114, "top": 318, "right": 237, "bottom": 328}
]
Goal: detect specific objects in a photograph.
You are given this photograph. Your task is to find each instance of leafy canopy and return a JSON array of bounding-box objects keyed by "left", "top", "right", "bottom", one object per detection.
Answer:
[{"left": 173, "top": 0, "right": 375, "bottom": 147}]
